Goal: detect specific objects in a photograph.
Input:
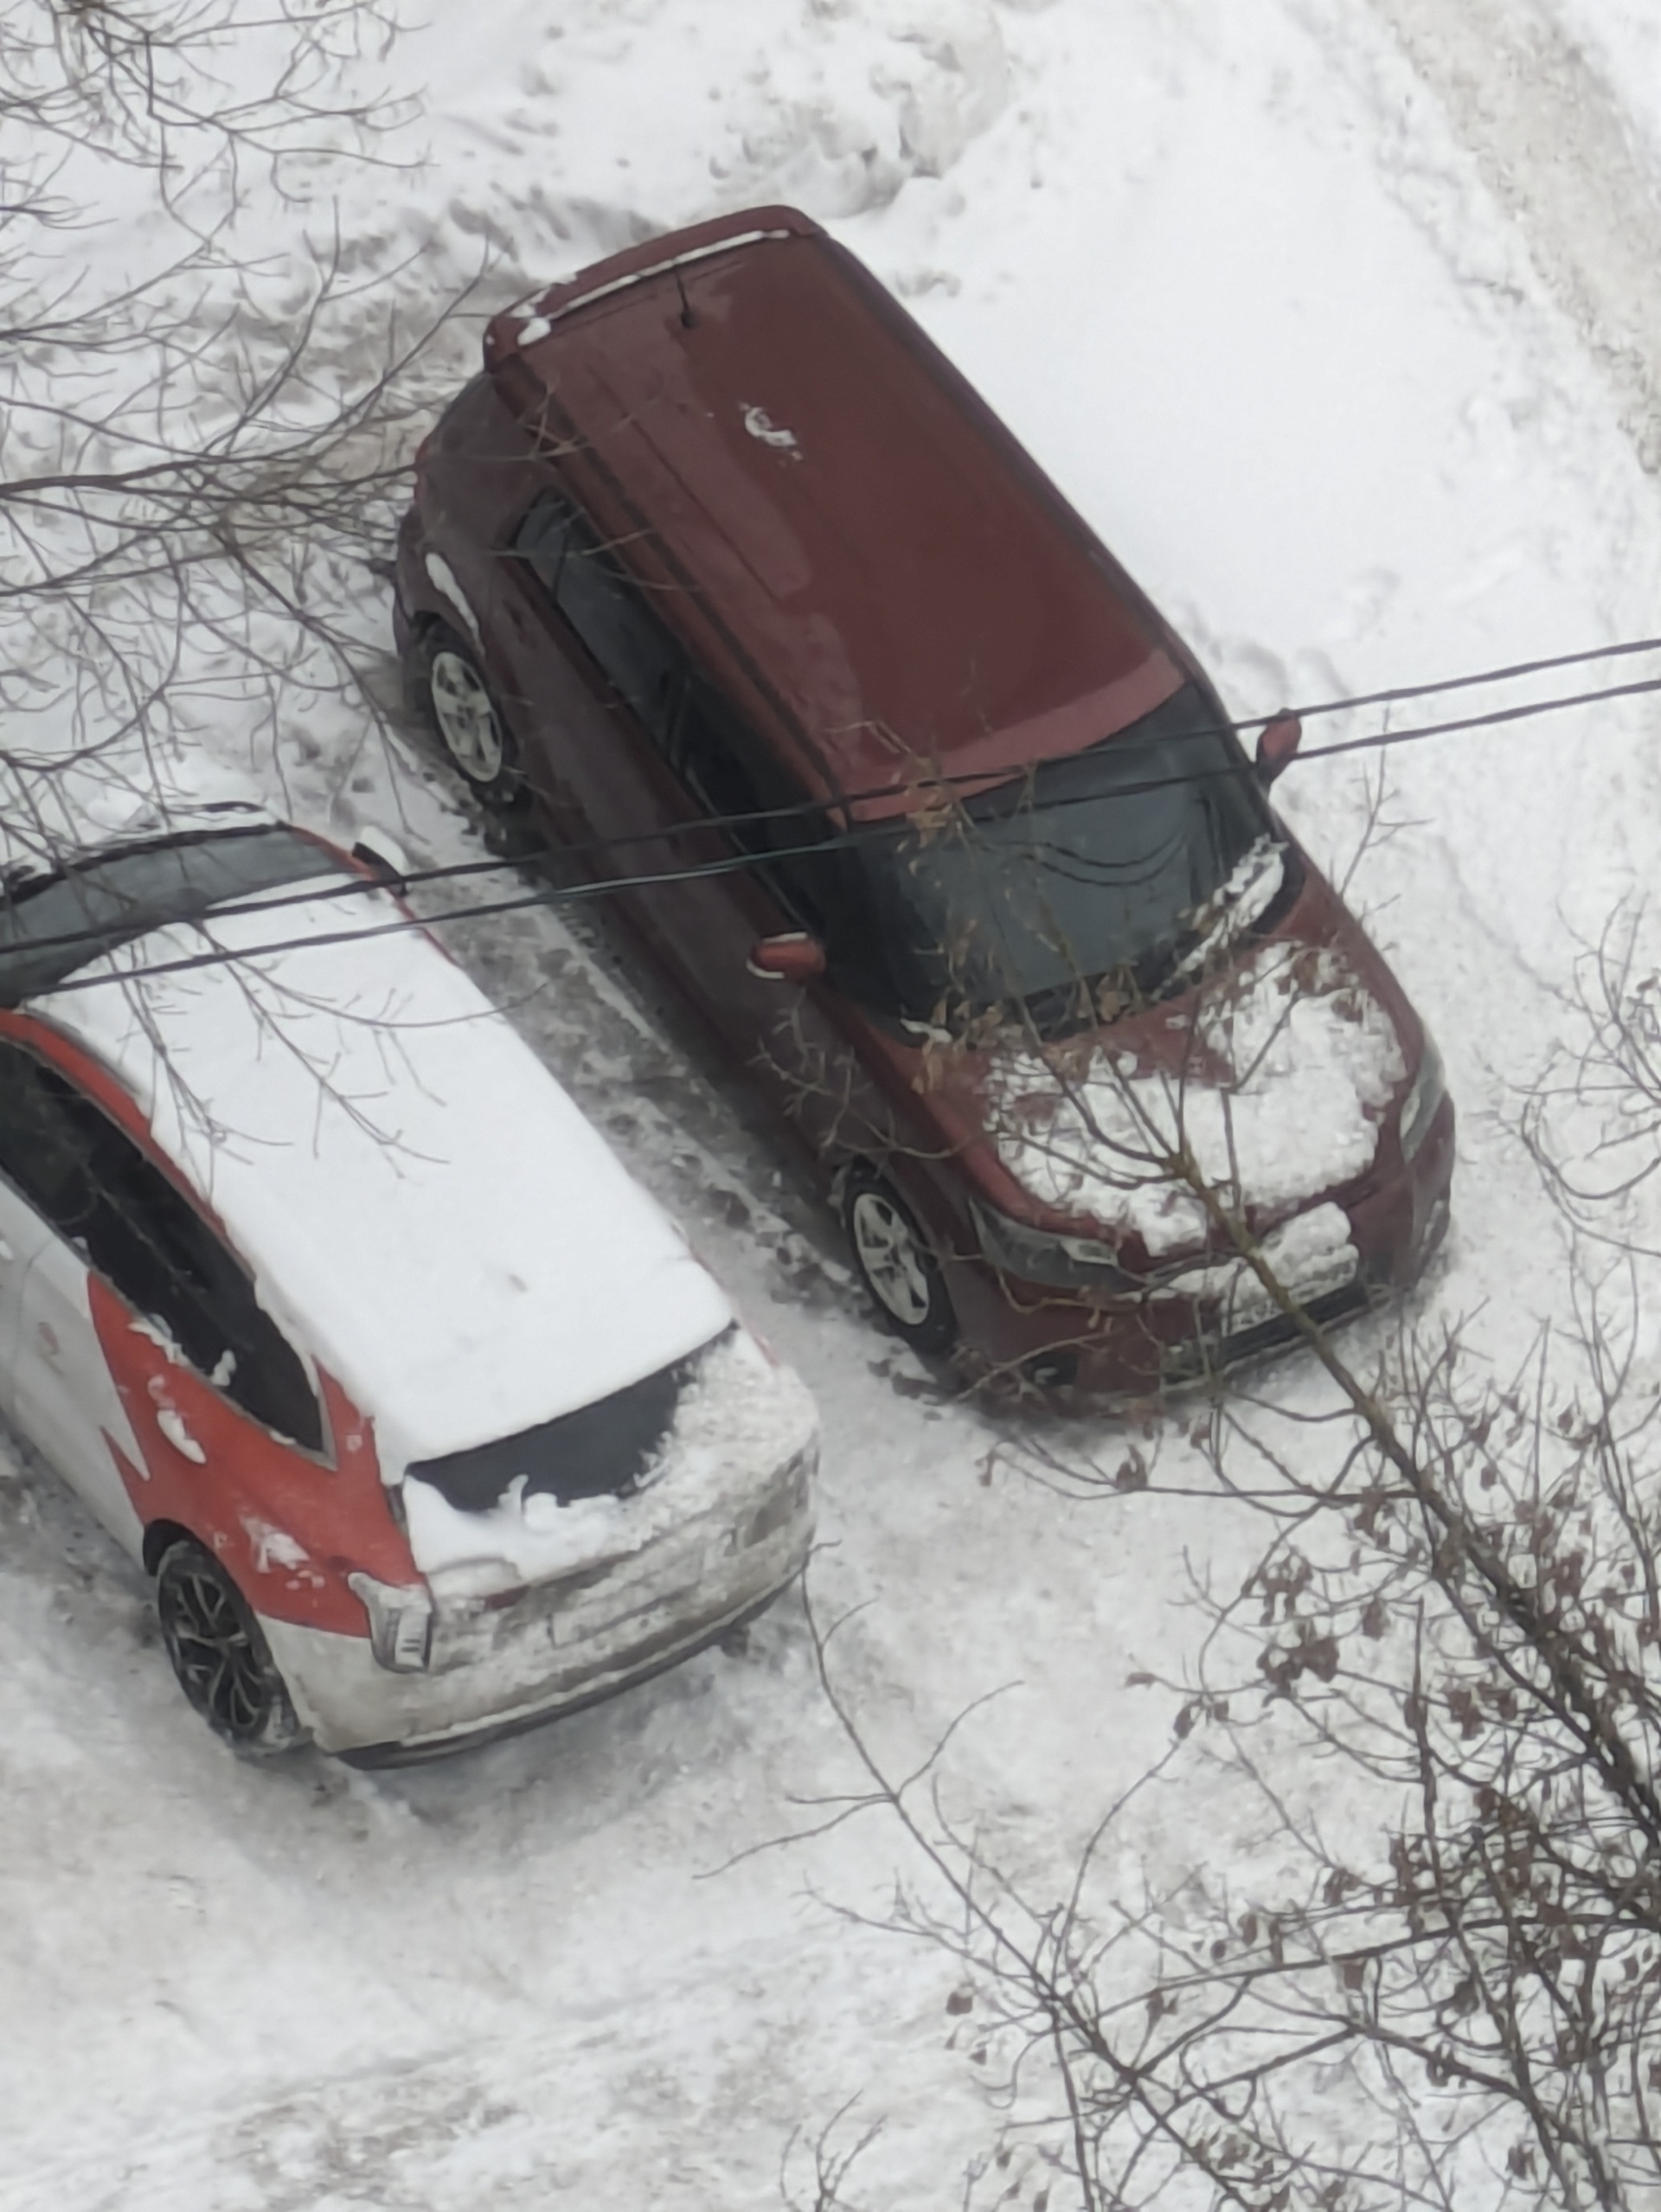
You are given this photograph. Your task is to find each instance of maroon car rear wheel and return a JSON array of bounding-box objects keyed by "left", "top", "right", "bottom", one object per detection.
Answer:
[{"left": 417, "top": 623, "right": 527, "bottom": 811}]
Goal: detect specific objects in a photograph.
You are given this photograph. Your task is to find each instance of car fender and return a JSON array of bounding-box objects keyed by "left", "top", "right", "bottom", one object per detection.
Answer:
[{"left": 88, "top": 1273, "right": 417, "bottom": 1638}]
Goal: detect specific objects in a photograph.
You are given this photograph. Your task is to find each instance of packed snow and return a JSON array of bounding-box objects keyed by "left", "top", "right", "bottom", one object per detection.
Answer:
[
  {"left": 402, "top": 1326, "right": 818, "bottom": 1587},
  {"left": 1151, "top": 1198, "right": 1360, "bottom": 1328},
  {"left": 6, "top": 0, "right": 1661, "bottom": 2206}
]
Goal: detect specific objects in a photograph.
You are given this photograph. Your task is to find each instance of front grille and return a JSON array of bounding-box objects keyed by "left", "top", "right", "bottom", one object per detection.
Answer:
[
  {"left": 409, "top": 1333, "right": 723, "bottom": 1513},
  {"left": 1159, "top": 1279, "right": 1377, "bottom": 1387}
]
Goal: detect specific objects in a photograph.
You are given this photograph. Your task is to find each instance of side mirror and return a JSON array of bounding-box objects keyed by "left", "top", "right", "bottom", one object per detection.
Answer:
[
  {"left": 351, "top": 825, "right": 413, "bottom": 888},
  {"left": 1254, "top": 711, "right": 1303, "bottom": 785},
  {"left": 747, "top": 931, "right": 826, "bottom": 984}
]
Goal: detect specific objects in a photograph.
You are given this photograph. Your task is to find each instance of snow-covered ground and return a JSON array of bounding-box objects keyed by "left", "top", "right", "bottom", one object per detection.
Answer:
[{"left": 8, "top": 0, "right": 1661, "bottom": 2202}]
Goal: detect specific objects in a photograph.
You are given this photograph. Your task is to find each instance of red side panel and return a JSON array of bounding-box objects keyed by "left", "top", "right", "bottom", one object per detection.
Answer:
[{"left": 89, "top": 1275, "right": 420, "bottom": 1636}]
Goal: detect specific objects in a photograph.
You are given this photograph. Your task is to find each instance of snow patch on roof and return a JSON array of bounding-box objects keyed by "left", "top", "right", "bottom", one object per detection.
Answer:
[{"left": 741, "top": 402, "right": 801, "bottom": 454}]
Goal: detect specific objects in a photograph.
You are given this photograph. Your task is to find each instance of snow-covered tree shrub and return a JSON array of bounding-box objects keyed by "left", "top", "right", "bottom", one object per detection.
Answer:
[
  {"left": 0, "top": 0, "right": 457, "bottom": 855},
  {"left": 783, "top": 821, "right": 1661, "bottom": 2210}
]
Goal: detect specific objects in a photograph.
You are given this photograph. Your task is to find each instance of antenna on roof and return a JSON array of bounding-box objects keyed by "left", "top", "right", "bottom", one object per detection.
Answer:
[{"left": 672, "top": 260, "right": 697, "bottom": 330}]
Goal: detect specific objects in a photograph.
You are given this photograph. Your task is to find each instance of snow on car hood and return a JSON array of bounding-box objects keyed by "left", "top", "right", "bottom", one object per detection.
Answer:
[
  {"left": 984, "top": 939, "right": 1407, "bottom": 1259},
  {"left": 401, "top": 1326, "right": 818, "bottom": 1592},
  {"left": 34, "top": 887, "right": 733, "bottom": 1472}
]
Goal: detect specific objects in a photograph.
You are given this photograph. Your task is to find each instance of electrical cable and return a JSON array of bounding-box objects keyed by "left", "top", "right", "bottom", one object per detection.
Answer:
[
  {"left": 1229, "top": 630, "right": 1661, "bottom": 729},
  {"left": 14, "top": 646, "right": 1661, "bottom": 996}
]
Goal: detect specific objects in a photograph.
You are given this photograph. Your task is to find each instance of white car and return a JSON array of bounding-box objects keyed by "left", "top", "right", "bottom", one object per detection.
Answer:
[{"left": 0, "top": 805, "right": 818, "bottom": 1760}]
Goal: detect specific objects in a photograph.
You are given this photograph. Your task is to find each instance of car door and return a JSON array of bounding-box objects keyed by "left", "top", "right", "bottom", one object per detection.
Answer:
[
  {"left": 0, "top": 1041, "right": 326, "bottom": 1560},
  {"left": 491, "top": 490, "right": 888, "bottom": 1151},
  {"left": 657, "top": 672, "right": 907, "bottom": 1161},
  {"left": 487, "top": 485, "right": 685, "bottom": 848}
]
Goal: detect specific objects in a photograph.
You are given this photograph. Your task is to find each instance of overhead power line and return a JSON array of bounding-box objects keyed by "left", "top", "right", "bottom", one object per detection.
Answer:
[
  {"left": 1232, "top": 630, "right": 1661, "bottom": 729},
  {"left": 16, "top": 641, "right": 1661, "bottom": 997}
]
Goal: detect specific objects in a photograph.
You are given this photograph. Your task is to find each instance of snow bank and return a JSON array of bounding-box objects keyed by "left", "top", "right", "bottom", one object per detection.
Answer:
[{"left": 986, "top": 942, "right": 1406, "bottom": 1256}]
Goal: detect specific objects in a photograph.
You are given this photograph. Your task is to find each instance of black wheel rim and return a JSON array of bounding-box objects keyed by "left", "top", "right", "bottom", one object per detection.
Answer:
[{"left": 160, "top": 1560, "right": 273, "bottom": 1741}]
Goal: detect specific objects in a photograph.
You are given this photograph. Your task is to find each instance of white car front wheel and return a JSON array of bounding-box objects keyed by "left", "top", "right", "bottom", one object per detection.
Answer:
[{"left": 155, "top": 1539, "right": 306, "bottom": 1757}]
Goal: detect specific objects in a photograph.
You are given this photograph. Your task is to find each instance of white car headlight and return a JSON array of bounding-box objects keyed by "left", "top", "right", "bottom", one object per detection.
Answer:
[
  {"left": 1399, "top": 1037, "right": 1446, "bottom": 1164},
  {"left": 348, "top": 1572, "right": 434, "bottom": 1672}
]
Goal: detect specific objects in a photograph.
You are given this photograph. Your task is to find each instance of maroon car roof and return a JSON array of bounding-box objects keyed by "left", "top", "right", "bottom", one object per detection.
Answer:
[{"left": 484, "top": 209, "right": 1181, "bottom": 820}]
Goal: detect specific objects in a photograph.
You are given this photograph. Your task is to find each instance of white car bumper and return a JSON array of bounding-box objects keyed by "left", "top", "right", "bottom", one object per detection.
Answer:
[{"left": 261, "top": 1454, "right": 813, "bottom": 1758}]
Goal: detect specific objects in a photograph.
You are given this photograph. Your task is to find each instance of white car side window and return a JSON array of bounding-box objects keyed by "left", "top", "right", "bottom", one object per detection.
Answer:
[{"left": 0, "top": 1043, "right": 324, "bottom": 1454}]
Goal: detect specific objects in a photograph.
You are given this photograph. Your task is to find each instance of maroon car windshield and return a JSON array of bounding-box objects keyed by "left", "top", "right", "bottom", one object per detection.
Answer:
[{"left": 784, "top": 686, "right": 1295, "bottom": 1034}]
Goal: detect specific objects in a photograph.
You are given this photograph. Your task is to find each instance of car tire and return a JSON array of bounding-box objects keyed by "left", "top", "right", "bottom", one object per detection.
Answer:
[
  {"left": 841, "top": 1167, "right": 958, "bottom": 1354},
  {"left": 415, "top": 622, "right": 527, "bottom": 810},
  {"left": 155, "top": 1538, "right": 307, "bottom": 1756}
]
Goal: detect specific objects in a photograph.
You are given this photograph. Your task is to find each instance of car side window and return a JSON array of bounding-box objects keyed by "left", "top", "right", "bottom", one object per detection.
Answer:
[
  {"left": 0, "top": 1043, "right": 324, "bottom": 1452},
  {"left": 513, "top": 494, "right": 683, "bottom": 744},
  {"left": 510, "top": 493, "right": 844, "bottom": 940},
  {"left": 512, "top": 492, "right": 574, "bottom": 593},
  {"left": 670, "top": 676, "right": 766, "bottom": 826},
  {"left": 0, "top": 1040, "right": 99, "bottom": 1234}
]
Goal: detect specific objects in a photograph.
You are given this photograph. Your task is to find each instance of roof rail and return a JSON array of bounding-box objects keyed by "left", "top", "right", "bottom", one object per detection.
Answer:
[{"left": 483, "top": 204, "right": 819, "bottom": 369}]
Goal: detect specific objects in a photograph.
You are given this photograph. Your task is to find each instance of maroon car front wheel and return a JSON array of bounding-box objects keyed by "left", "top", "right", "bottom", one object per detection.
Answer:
[{"left": 842, "top": 1169, "right": 957, "bottom": 1354}]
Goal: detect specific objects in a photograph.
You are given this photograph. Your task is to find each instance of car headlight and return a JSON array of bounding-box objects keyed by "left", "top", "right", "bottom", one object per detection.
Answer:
[
  {"left": 1398, "top": 1036, "right": 1446, "bottom": 1164},
  {"left": 969, "top": 1197, "right": 1138, "bottom": 1292},
  {"left": 348, "top": 1572, "right": 434, "bottom": 1672},
  {"left": 741, "top": 1442, "right": 818, "bottom": 1550}
]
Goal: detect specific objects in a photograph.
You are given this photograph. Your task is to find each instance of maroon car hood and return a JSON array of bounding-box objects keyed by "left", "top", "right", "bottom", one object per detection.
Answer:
[{"left": 882, "top": 850, "right": 1421, "bottom": 1267}]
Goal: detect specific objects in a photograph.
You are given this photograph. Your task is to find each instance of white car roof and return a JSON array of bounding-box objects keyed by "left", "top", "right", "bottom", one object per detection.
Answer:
[{"left": 30, "top": 870, "right": 733, "bottom": 1474}]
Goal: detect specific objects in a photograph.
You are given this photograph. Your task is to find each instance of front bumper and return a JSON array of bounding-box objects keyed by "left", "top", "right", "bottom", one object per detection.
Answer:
[
  {"left": 260, "top": 1472, "right": 813, "bottom": 1758},
  {"left": 941, "top": 1093, "right": 1456, "bottom": 1397}
]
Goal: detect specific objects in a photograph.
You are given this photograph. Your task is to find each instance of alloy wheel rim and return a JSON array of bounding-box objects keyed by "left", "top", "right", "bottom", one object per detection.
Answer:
[
  {"left": 430, "top": 650, "right": 504, "bottom": 782},
  {"left": 850, "top": 1190, "right": 933, "bottom": 1327},
  {"left": 161, "top": 1563, "right": 271, "bottom": 1739}
]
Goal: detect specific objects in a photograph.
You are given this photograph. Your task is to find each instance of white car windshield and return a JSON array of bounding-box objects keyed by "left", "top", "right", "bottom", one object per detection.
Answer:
[{"left": 0, "top": 825, "right": 350, "bottom": 1003}]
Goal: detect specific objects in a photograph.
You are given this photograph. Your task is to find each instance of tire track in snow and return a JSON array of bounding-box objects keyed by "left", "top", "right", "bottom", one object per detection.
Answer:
[{"left": 1365, "top": 0, "right": 1661, "bottom": 469}]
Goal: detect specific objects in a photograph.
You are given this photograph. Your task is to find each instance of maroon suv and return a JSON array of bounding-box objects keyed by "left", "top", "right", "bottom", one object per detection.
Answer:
[{"left": 392, "top": 204, "right": 1453, "bottom": 1395}]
